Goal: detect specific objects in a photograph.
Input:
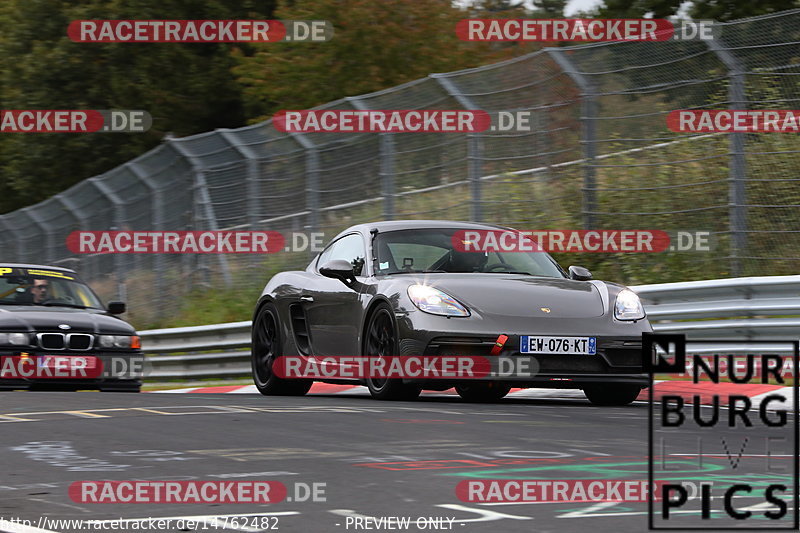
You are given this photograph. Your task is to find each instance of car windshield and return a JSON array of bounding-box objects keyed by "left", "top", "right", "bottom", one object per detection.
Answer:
[
  {"left": 374, "top": 228, "right": 566, "bottom": 278},
  {"left": 0, "top": 268, "right": 105, "bottom": 309}
]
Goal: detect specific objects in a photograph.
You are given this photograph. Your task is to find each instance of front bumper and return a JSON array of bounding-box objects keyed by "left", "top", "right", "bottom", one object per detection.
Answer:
[
  {"left": 0, "top": 351, "right": 145, "bottom": 390},
  {"left": 396, "top": 311, "right": 650, "bottom": 389}
]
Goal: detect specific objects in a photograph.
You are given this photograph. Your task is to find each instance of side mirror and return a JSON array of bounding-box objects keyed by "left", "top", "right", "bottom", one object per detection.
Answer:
[
  {"left": 319, "top": 260, "right": 355, "bottom": 285},
  {"left": 568, "top": 265, "right": 592, "bottom": 281},
  {"left": 107, "top": 301, "right": 126, "bottom": 315}
]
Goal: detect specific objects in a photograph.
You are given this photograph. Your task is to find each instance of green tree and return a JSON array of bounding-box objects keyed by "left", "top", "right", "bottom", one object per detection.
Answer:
[
  {"left": 597, "top": 0, "right": 798, "bottom": 21},
  {"left": 0, "top": 0, "right": 275, "bottom": 213},
  {"left": 233, "top": 0, "right": 544, "bottom": 119}
]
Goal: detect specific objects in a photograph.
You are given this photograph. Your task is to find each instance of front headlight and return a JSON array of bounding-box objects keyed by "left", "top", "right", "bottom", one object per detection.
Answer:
[
  {"left": 0, "top": 333, "right": 29, "bottom": 345},
  {"left": 408, "top": 285, "right": 470, "bottom": 317},
  {"left": 614, "top": 289, "right": 646, "bottom": 321},
  {"left": 98, "top": 335, "right": 140, "bottom": 349}
]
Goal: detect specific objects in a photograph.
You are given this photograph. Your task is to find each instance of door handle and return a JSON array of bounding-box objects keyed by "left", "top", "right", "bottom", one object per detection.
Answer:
[{"left": 300, "top": 296, "right": 314, "bottom": 303}]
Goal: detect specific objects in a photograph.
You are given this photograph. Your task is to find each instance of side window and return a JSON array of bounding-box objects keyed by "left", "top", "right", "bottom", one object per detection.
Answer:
[{"left": 317, "top": 234, "right": 367, "bottom": 276}]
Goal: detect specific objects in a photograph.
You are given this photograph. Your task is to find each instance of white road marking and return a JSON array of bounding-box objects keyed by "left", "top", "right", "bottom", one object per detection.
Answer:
[
  {"left": 751, "top": 388, "right": 794, "bottom": 411},
  {"left": 228, "top": 385, "right": 259, "bottom": 394},
  {"left": 64, "top": 410, "right": 110, "bottom": 418}
]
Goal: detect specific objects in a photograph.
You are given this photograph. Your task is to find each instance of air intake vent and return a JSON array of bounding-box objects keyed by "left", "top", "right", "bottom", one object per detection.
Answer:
[{"left": 289, "top": 304, "right": 311, "bottom": 355}]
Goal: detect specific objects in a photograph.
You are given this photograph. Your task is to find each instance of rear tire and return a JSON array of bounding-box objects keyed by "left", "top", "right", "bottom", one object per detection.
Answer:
[
  {"left": 583, "top": 384, "right": 642, "bottom": 406},
  {"left": 456, "top": 382, "right": 511, "bottom": 402},
  {"left": 364, "top": 303, "right": 421, "bottom": 401},
  {"left": 252, "top": 303, "right": 312, "bottom": 396}
]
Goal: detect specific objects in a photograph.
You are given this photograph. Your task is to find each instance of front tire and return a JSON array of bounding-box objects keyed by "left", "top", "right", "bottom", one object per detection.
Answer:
[
  {"left": 364, "top": 303, "right": 421, "bottom": 401},
  {"left": 251, "top": 303, "right": 312, "bottom": 396},
  {"left": 455, "top": 382, "right": 511, "bottom": 402},
  {"left": 583, "top": 384, "right": 642, "bottom": 406}
]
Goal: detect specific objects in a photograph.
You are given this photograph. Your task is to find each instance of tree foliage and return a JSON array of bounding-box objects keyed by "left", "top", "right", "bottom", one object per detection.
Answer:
[
  {"left": 233, "top": 0, "right": 547, "bottom": 119},
  {"left": 0, "top": 0, "right": 553, "bottom": 212},
  {"left": 0, "top": 0, "right": 275, "bottom": 213},
  {"left": 597, "top": 0, "right": 799, "bottom": 21}
]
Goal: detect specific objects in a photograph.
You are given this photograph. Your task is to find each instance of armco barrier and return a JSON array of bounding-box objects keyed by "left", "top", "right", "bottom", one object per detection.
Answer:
[{"left": 141, "top": 275, "right": 800, "bottom": 380}]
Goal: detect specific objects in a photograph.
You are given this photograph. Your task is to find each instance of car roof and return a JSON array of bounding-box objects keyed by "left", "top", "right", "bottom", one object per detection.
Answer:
[
  {"left": 0, "top": 263, "right": 77, "bottom": 274},
  {"left": 333, "top": 220, "right": 510, "bottom": 241}
]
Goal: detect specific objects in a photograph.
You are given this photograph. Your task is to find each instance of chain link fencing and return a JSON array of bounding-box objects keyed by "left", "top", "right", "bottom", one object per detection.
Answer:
[{"left": 1, "top": 9, "right": 798, "bottom": 328}]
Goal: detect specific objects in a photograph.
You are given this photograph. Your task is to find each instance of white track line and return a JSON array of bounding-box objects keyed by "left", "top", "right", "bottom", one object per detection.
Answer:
[
  {"left": 227, "top": 385, "right": 259, "bottom": 394},
  {"left": 750, "top": 387, "right": 795, "bottom": 411}
]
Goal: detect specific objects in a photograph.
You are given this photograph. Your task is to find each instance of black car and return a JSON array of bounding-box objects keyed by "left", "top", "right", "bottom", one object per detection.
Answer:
[
  {"left": 251, "top": 221, "right": 652, "bottom": 405},
  {"left": 0, "top": 264, "right": 142, "bottom": 392}
]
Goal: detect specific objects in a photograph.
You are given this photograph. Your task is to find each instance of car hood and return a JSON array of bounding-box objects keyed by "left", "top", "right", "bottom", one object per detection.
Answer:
[
  {"left": 419, "top": 274, "right": 606, "bottom": 318},
  {"left": 0, "top": 306, "right": 135, "bottom": 334}
]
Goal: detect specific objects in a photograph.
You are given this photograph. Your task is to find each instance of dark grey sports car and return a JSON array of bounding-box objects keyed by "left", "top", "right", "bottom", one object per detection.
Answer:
[{"left": 251, "top": 220, "right": 652, "bottom": 405}]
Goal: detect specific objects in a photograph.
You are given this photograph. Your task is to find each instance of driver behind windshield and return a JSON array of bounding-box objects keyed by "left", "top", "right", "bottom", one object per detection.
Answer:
[
  {"left": 30, "top": 279, "right": 50, "bottom": 304},
  {"left": 447, "top": 250, "right": 488, "bottom": 273}
]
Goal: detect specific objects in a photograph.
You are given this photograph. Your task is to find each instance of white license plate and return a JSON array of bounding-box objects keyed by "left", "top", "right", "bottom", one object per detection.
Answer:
[{"left": 520, "top": 336, "right": 597, "bottom": 355}]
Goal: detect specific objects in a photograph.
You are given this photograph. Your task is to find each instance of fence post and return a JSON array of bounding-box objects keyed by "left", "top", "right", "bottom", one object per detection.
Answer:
[
  {"left": 432, "top": 74, "right": 483, "bottom": 222},
  {"left": 218, "top": 130, "right": 261, "bottom": 232},
  {"left": 22, "top": 208, "right": 55, "bottom": 264},
  {"left": 347, "top": 97, "right": 396, "bottom": 221},
  {"left": 89, "top": 178, "right": 127, "bottom": 302},
  {"left": 127, "top": 162, "right": 167, "bottom": 317},
  {"left": 707, "top": 38, "right": 748, "bottom": 276},
  {"left": 218, "top": 129, "right": 263, "bottom": 267},
  {"left": 545, "top": 48, "right": 597, "bottom": 230},
  {"left": 288, "top": 132, "right": 319, "bottom": 259},
  {"left": 55, "top": 193, "right": 91, "bottom": 280},
  {"left": 379, "top": 133, "right": 396, "bottom": 220},
  {"left": 0, "top": 217, "right": 19, "bottom": 261},
  {"left": 166, "top": 138, "right": 233, "bottom": 287}
]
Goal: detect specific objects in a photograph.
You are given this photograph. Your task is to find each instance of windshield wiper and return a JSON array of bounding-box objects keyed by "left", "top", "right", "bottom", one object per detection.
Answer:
[
  {"left": 40, "top": 302, "right": 89, "bottom": 309},
  {"left": 484, "top": 270, "right": 533, "bottom": 275}
]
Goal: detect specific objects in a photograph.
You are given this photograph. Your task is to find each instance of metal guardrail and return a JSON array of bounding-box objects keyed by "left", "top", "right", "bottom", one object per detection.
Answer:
[
  {"left": 140, "top": 276, "right": 800, "bottom": 380},
  {"left": 634, "top": 275, "right": 800, "bottom": 340}
]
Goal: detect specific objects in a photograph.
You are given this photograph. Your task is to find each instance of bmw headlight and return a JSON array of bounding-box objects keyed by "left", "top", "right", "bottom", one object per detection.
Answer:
[
  {"left": 0, "top": 333, "right": 29, "bottom": 345},
  {"left": 614, "top": 289, "right": 645, "bottom": 321},
  {"left": 408, "top": 285, "right": 469, "bottom": 317},
  {"left": 98, "top": 335, "right": 140, "bottom": 349},
  {"left": 98, "top": 335, "right": 115, "bottom": 348}
]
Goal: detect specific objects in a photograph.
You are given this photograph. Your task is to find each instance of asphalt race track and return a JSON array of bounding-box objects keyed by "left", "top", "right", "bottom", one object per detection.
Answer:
[{"left": 0, "top": 391, "right": 795, "bottom": 533}]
